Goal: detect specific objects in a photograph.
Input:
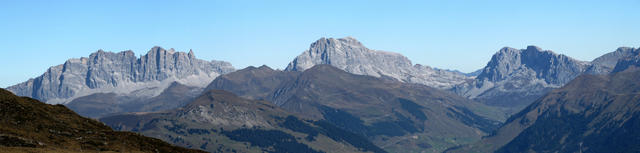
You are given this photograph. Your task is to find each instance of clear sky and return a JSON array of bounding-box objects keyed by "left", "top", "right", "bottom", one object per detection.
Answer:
[{"left": 1, "top": 0, "right": 639, "bottom": 88}]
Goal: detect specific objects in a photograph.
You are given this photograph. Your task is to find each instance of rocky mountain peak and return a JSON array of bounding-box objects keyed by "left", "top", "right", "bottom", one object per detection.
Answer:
[
  {"left": 285, "top": 37, "right": 470, "bottom": 89},
  {"left": 7, "top": 47, "right": 235, "bottom": 103},
  {"left": 188, "top": 49, "right": 195, "bottom": 58},
  {"left": 586, "top": 47, "right": 640, "bottom": 74},
  {"left": 310, "top": 37, "right": 365, "bottom": 49},
  {"left": 453, "top": 46, "right": 590, "bottom": 112},
  {"left": 477, "top": 46, "right": 587, "bottom": 84}
]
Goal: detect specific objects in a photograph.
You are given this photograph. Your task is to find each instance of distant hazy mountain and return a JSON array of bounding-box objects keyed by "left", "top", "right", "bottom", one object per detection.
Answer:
[
  {"left": 447, "top": 67, "right": 640, "bottom": 153},
  {"left": 285, "top": 37, "right": 471, "bottom": 89},
  {"left": 613, "top": 57, "right": 640, "bottom": 73},
  {"left": 66, "top": 81, "right": 202, "bottom": 118},
  {"left": 102, "top": 89, "right": 386, "bottom": 153},
  {"left": 463, "top": 69, "right": 483, "bottom": 77},
  {"left": 206, "top": 65, "right": 504, "bottom": 153},
  {"left": 587, "top": 47, "right": 640, "bottom": 74},
  {"left": 0, "top": 88, "right": 205, "bottom": 153},
  {"left": 6, "top": 46, "right": 234, "bottom": 104}
]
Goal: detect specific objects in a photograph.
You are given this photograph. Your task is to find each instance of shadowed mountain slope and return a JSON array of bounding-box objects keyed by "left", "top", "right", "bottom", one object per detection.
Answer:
[
  {"left": 452, "top": 46, "right": 639, "bottom": 115},
  {"left": 0, "top": 88, "right": 205, "bottom": 153},
  {"left": 447, "top": 67, "right": 640, "bottom": 153},
  {"left": 101, "top": 89, "right": 386, "bottom": 153},
  {"left": 67, "top": 81, "right": 202, "bottom": 118},
  {"left": 206, "top": 64, "right": 505, "bottom": 153}
]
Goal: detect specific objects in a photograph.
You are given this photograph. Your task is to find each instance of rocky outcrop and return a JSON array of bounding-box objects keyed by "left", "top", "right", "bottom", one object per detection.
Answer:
[
  {"left": 6, "top": 47, "right": 234, "bottom": 104},
  {"left": 612, "top": 55, "right": 640, "bottom": 73},
  {"left": 452, "top": 46, "right": 590, "bottom": 112},
  {"left": 586, "top": 47, "right": 640, "bottom": 74},
  {"left": 451, "top": 46, "right": 640, "bottom": 114},
  {"left": 447, "top": 67, "right": 640, "bottom": 153},
  {"left": 285, "top": 37, "right": 470, "bottom": 89}
]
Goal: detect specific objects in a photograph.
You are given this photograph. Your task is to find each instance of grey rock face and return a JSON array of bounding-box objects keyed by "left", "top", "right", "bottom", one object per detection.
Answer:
[
  {"left": 477, "top": 46, "right": 589, "bottom": 85},
  {"left": 612, "top": 53, "right": 640, "bottom": 73},
  {"left": 285, "top": 37, "right": 470, "bottom": 89},
  {"left": 7, "top": 47, "right": 234, "bottom": 104},
  {"left": 587, "top": 47, "right": 640, "bottom": 74},
  {"left": 452, "top": 46, "right": 640, "bottom": 113},
  {"left": 452, "top": 46, "right": 590, "bottom": 111}
]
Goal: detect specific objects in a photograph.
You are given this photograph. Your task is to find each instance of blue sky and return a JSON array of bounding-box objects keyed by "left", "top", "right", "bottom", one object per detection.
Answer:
[{"left": 1, "top": 0, "right": 639, "bottom": 87}]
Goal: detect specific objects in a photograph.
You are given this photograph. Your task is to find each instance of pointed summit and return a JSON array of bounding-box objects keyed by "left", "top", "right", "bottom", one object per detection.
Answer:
[{"left": 188, "top": 49, "right": 195, "bottom": 58}]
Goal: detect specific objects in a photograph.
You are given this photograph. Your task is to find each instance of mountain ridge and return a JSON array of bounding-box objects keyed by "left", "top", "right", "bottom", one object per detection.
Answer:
[
  {"left": 206, "top": 64, "right": 505, "bottom": 153},
  {"left": 6, "top": 46, "right": 234, "bottom": 104},
  {"left": 451, "top": 46, "right": 639, "bottom": 114},
  {"left": 447, "top": 67, "right": 640, "bottom": 153},
  {"left": 101, "top": 88, "right": 386, "bottom": 153},
  {"left": 285, "top": 37, "right": 471, "bottom": 89}
]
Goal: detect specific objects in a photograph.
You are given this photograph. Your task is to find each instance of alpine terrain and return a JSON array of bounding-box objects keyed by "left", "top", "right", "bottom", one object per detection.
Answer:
[
  {"left": 447, "top": 53, "right": 640, "bottom": 153},
  {"left": 285, "top": 37, "right": 471, "bottom": 89},
  {"left": 452, "top": 46, "right": 640, "bottom": 114},
  {"left": 102, "top": 89, "right": 386, "bottom": 153},
  {"left": 206, "top": 64, "right": 504, "bottom": 153},
  {"left": 6, "top": 46, "right": 234, "bottom": 104},
  {"left": 0, "top": 88, "right": 205, "bottom": 153}
]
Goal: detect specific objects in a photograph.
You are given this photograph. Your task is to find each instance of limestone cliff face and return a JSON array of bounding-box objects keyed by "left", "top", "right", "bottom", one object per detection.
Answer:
[
  {"left": 589, "top": 47, "right": 640, "bottom": 74},
  {"left": 451, "top": 46, "right": 639, "bottom": 112},
  {"left": 452, "top": 46, "right": 590, "bottom": 110},
  {"left": 285, "top": 37, "right": 470, "bottom": 89},
  {"left": 7, "top": 46, "right": 234, "bottom": 104}
]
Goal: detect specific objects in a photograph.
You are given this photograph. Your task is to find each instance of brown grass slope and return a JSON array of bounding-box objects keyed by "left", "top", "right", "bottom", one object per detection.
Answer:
[{"left": 0, "top": 88, "right": 205, "bottom": 153}]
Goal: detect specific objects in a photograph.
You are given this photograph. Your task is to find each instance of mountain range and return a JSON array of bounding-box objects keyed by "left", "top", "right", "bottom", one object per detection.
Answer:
[
  {"left": 453, "top": 46, "right": 639, "bottom": 114},
  {"left": 6, "top": 46, "right": 234, "bottom": 104},
  {"left": 101, "top": 89, "right": 386, "bottom": 153},
  {"left": 205, "top": 64, "right": 503, "bottom": 153},
  {"left": 3, "top": 36, "right": 639, "bottom": 153},
  {"left": 447, "top": 63, "right": 640, "bottom": 153}
]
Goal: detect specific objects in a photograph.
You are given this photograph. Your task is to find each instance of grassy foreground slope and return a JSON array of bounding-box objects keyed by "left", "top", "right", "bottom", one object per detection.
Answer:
[{"left": 0, "top": 88, "right": 205, "bottom": 153}]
